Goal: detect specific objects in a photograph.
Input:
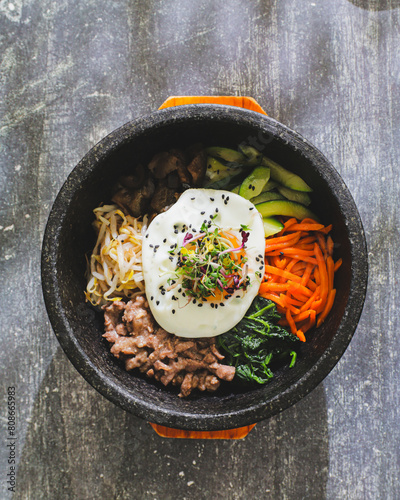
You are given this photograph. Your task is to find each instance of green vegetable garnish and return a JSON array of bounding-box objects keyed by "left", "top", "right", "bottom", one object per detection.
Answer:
[
  {"left": 170, "top": 219, "right": 251, "bottom": 302},
  {"left": 217, "top": 296, "right": 300, "bottom": 384}
]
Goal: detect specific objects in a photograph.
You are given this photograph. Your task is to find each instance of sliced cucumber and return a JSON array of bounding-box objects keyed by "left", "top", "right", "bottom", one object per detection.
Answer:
[
  {"left": 206, "top": 156, "right": 229, "bottom": 174},
  {"left": 205, "top": 175, "right": 243, "bottom": 190},
  {"left": 239, "top": 166, "right": 270, "bottom": 200},
  {"left": 255, "top": 200, "right": 317, "bottom": 220},
  {"left": 277, "top": 185, "right": 312, "bottom": 206},
  {"left": 206, "top": 156, "right": 242, "bottom": 180},
  {"left": 205, "top": 156, "right": 242, "bottom": 183},
  {"left": 206, "top": 147, "right": 246, "bottom": 165},
  {"left": 261, "top": 157, "right": 312, "bottom": 192},
  {"left": 231, "top": 185, "right": 240, "bottom": 194},
  {"left": 251, "top": 191, "right": 285, "bottom": 204},
  {"left": 238, "top": 145, "right": 263, "bottom": 166},
  {"left": 260, "top": 179, "right": 279, "bottom": 192},
  {"left": 263, "top": 217, "right": 284, "bottom": 237}
]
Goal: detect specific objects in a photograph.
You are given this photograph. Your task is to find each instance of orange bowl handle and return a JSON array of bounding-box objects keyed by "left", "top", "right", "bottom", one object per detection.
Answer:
[
  {"left": 158, "top": 95, "right": 267, "bottom": 115},
  {"left": 149, "top": 423, "right": 256, "bottom": 440}
]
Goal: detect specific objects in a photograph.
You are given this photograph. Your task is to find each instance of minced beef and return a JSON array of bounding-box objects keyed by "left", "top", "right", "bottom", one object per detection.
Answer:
[{"left": 102, "top": 296, "right": 235, "bottom": 397}]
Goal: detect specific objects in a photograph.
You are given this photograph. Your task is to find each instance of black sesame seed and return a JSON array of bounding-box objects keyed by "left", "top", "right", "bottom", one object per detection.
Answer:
[
  {"left": 193, "top": 299, "right": 196, "bottom": 304},
  {"left": 174, "top": 229, "right": 178, "bottom": 234},
  {"left": 215, "top": 208, "right": 219, "bottom": 213},
  {"left": 156, "top": 300, "right": 160, "bottom": 305},
  {"left": 201, "top": 211, "right": 205, "bottom": 215},
  {"left": 210, "top": 197, "right": 214, "bottom": 201},
  {"left": 210, "top": 303, "right": 215, "bottom": 308},
  {"left": 198, "top": 303, "right": 203, "bottom": 307},
  {"left": 249, "top": 207, "right": 254, "bottom": 210},
  {"left": 191, "top": 197, "right": 195, "bottom": 200},
  {"left": 149, "top": 244, "right": 153, "bottom": 248},
  {"left": 215, "top": 304, "right": 218, "bottom": 309},
  {"left": 163, "top": 238, "right": 167, "bottom": 243},
  {"left": 145, "top": 234, "right": 149, "bottom": 238},
  {"left": 220, "top": 303, "right": 225, "bottom": 307},
  {"left": 178, "top": 288, "right": 182, "bottom": 293},
  {"left": 222, "top": 194, "right": 225, "bottom": 199},
  {"left": 182, "top": 292, "right": 186, "bottom": 297},
  {"left": 259, "top": 266, "right": 263, "bottom": 270},
  {"left": 150, "top": 296, "right": 154, "bottom": 301},
  {"left": 172, "top": 309, "right": 176, "bottom": 314}
]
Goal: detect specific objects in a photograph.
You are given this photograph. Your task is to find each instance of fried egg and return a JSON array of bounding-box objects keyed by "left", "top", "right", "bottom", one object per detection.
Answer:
[{"left": 141, "top": 189, "right": 265, "bottom": 338}]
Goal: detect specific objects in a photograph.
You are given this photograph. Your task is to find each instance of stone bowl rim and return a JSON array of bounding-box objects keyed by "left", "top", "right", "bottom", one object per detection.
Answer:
[{"left": 41, "top": 104, "right": 368, "bottom": 430}]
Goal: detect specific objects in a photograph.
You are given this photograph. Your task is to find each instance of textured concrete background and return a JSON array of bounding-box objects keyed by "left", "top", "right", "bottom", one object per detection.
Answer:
[{"left": 1, "top": 0, "right": 399, "bottom": 499}]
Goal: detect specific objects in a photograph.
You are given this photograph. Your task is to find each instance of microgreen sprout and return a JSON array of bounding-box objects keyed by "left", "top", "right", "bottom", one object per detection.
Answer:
[{"left": 171, "top": 219, "right": 251, "bottom": 302}]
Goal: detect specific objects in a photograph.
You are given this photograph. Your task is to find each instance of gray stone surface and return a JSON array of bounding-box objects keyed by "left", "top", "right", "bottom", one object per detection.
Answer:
[{"left": 0, "top": 0, "right": 399, "bottom": 499}]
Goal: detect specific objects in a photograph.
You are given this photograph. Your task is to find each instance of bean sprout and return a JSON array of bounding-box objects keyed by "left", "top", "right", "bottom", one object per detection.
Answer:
[{"left": 85, "top": 204, "right": 147, "bottom": 306}]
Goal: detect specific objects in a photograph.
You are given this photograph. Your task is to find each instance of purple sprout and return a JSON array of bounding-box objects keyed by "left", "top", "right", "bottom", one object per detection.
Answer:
[{"left": 183, "top": 232, "right": 193, "bottom": 245}]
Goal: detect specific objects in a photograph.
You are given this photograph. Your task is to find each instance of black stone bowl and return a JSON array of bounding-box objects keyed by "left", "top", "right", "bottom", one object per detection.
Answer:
[{"left": 41, "top": 105, "right": 368, "bottom": 431}]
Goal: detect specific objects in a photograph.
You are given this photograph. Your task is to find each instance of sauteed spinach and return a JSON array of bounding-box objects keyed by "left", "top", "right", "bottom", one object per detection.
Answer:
[{"left": 217, "top": 296, "right": 299, "bottom": 384}]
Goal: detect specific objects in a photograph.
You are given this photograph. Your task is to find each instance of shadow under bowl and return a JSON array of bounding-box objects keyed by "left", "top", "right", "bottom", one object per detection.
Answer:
[{"left": 41, "top": 105, "right": 368, "bottom": 431}]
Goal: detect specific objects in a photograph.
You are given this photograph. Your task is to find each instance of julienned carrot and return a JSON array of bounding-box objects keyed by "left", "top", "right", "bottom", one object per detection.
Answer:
[
  {"left": 326, "top": 256, "right": 335, "bottom": 291},
  {"left": 327, "top": 236, "right": 334, "bottom": 256},
  {"left": 264, "top": 265, "right": 303, "bottom": 284},
  {"left": 283, "top": 294, "right": 303, "bottom": 309},
  {"left": 282, "top": 218, "right": 298, "bottom": 230},
  {"left": 268, "top": 247, "right": 315, "bottom": 257},
  {"left": 286, "top": 309, "right": 297, "bottom": 334},
  {"left": 264, "top": 232, "right": 301, "bottom": 251},
  {"left": 262, "top": 292, "right": 287, "bottom": 309},
  {"left": 273, "top": 255, "right": 286, "bottom": 269},
  {"left": 317, "top": 289, "right": 336, "bottom": 326},
  {"left": 334, "top": 258, "right": 342, "bottom": 272},
  {"left": 284, "top": 223, "right": 325, "bottom": 232},
  {"left": 259, "top": 217, "right": 342, "bottom": 342},
  {"left": 314, "top": 243, "right": 329, "bottom": 310},
  {"left": 301, "top": 262, "right": 314, "bottom": 286}
]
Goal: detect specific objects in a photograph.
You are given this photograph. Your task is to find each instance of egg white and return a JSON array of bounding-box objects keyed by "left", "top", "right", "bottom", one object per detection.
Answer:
[{"left": 141, "top": 189, "right": 265, "bottom": 338}]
